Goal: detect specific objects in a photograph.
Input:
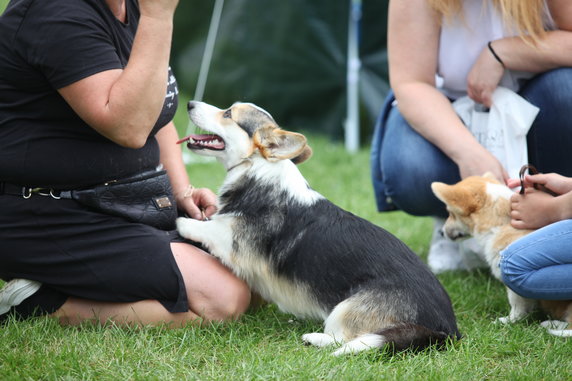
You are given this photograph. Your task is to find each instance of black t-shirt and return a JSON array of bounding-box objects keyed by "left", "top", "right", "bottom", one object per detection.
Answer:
[{"left": 0, "top": 0, "right": 178, "bottom": 188}]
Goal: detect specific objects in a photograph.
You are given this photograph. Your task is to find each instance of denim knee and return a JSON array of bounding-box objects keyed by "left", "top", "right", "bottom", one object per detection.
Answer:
[
  {"left": 521, "top": 68, "right": 572, "bottom": 105},
  {"left": 380, "top": 109, "right": 459, "bottom": 217},
  {"left": 500, "top": 220, "right": 572, "bottom": 300},
  {"left": 499, "top": 245, "right": 528, "bottom": 297}
]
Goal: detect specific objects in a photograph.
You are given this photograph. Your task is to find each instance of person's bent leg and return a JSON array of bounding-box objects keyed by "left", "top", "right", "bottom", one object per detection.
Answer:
[
  {"left": 380, "top": 106, "right": 460, "bottom": 218},
  {"left": 170, "top": 242, "right": 251, "bottom": 322},
  {"left": 51, "top": 298, "right": 202, "bottom": 327},
  {"left": 50, "top": 242, "right": 251, "bottom": 327},
  {"left": 377, "top": 105, "right": 484, "bottom": 273},
  {"left": 500, "top": 219, "right": 572, "bottom": 300}
]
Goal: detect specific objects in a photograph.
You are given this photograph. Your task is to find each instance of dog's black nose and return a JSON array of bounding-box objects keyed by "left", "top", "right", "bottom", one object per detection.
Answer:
[{"left": 187, "top": 101, "right": 196, "bottom": 112}]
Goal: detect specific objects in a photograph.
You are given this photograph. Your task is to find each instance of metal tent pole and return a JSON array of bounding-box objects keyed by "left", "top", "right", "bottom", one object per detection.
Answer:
[
  {"left": 194, "top": 0, "right": 225, "bottom": 102},
  {"left": 183, "top": 0, "right": 225, "bottom": 163},
  {"left": 345, "top": 0, "right": 362, "bottom": 153}
]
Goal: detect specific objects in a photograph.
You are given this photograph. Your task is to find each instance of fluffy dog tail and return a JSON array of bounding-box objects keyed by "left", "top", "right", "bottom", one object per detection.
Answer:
[
  {"left": 379, "top": 323, "right": 455, "bottom": 352},
  {"left": 332, "top": 323, "right": 455, "bottom": 357}
]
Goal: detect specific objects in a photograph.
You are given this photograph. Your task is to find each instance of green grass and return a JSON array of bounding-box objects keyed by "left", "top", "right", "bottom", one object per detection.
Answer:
[
  {"left": 1, "top": 0, "right": 571, "bottom": 376},
  {"left": 1, "top": 128, "right": 571, "bottom": 380}
]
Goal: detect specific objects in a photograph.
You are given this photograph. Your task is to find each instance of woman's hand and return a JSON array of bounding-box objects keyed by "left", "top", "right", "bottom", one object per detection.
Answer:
[
  {"left": 510, "top": 187, "right": 563, "bottom": 230},
  {"left": 154, "top": 124, "right": 217, "bottom": 221},
  {"left": 508, "top": 172, "right": 572, "bottom": 230},
  {"left": 507, "top": 172, "right": 572, "bottom": 196},
  {"left": 466, "top": 42, "right": 505, "bottom": 108},
  {"left": 454, "top": 143, "right": 508, "bottom": 182},
  {"left": 177, "top": 186, "right": 218, "bottom": 221}
]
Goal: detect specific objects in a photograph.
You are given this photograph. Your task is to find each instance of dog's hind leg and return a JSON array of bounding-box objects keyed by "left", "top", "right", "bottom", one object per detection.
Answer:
[
  {"left": 332, "top": 322, "right": 452, "bottom": 356},
  {"left": 331, "top": 334, "right": 386, "bottom": 356},
  {"left": 301, "top": 299, "right": 351, "bottom": 348},
  {"left": 497, "top": 287, "right": 537, "bottom": 324}
]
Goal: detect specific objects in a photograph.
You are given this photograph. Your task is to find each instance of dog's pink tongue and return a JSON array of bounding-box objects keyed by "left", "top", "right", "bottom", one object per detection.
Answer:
[{"left": 176, "top": 135, "right": 193, "bottom": 144}]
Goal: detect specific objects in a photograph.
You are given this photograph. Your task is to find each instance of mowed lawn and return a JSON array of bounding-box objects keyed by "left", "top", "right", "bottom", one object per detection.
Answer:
[
  {"left": 1, "top": 120, "right": 571, "bottom": 379},
  {"left": 0, "top": 0, "right": 570, "bottom": 375}
]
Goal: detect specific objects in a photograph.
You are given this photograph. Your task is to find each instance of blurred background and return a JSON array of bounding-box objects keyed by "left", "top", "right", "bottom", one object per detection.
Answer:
[{"left": 172, "top": 0, "right": 389, "bottom": 146}]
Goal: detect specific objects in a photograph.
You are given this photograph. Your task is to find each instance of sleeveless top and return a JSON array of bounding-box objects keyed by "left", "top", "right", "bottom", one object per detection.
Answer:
[{"left": 437, "top": 0, "right": 554, "bottom": 100}]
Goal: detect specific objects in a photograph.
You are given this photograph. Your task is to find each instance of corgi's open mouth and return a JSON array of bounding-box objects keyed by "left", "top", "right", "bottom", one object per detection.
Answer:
[{"left": 176, "top": 134, "right": 225, "bottom": 151}]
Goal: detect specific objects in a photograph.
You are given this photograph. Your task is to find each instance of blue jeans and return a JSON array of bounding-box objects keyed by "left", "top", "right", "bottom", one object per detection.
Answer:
[
  {"left": 370, "top": 68, "right": 572, "bottom": 218},
  {"left": 500, "top": 219, "right": 572, "bottom": 300}
]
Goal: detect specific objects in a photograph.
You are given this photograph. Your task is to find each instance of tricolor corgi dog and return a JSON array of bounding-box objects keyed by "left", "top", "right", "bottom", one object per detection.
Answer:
[
  {"left": 176, "top": 101, "right": 461, "bottom": 355},
  {"left": 432, "top": 174, "right": 572, "bottom": 330}
]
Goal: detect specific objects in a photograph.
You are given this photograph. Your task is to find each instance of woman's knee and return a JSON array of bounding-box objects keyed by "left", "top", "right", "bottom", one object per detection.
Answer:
[
  {"left": 381, "top": 140, "right": 458, "bottom": 216},
  {"left": 199, "top": 277, "right": 251, "bottom": 322},
  {"left": 499, "top": 254, "right": 525, "bottom": 296},
  {"left": 379, "top": 108, "right": 459, "bottom": 216},
  {"left": 171, "top": 242, "right": 251, "bottom": 322},
  {"left": 500, "top": 241, "right": 529, "bottom": 287}
]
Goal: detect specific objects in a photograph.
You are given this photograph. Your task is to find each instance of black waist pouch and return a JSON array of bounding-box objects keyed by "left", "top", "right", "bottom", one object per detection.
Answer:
[{"left": 62, "top": 169, "right": 178, "bottom": 230}]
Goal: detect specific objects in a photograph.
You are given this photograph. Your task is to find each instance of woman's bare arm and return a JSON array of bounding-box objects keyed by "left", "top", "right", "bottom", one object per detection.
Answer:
[
  {"left": 57, "top": 0, "right": 179, "bottom": 148},
  {"left": 388, "top": 0, "right": 507, "bottom": 181},
  {"left": 155, "top": 123, "right": 217, "bottom": 220}
]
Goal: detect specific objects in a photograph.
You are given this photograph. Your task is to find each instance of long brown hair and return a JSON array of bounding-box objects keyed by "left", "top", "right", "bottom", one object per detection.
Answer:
[{"left": 428, "top": 0, "right": 547, "bottom": 43}]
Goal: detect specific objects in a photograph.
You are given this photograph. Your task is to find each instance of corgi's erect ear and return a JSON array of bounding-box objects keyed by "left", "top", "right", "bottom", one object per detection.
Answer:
[
  {"left": 253, "top": 126, "right": 309, "bottom": 162},
  {"left": 431, "top": 182, "right": 450, "bottom": 204},
  {"left": 291, "top": 145, "right": 312, "bottom": 164},
  {"left": 431, "top": 182, "right": 477, "bottom": 215}
]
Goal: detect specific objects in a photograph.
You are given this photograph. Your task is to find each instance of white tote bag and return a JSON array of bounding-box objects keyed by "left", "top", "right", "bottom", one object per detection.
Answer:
[{"left": 453, "top": 87, "right": 539, "bottom": 179}]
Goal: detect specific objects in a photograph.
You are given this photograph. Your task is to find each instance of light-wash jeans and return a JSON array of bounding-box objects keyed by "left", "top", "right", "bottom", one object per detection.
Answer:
[
  {"left": 500, "top": 219, "right": 572, "bottom": 300},
  {"left": 370, "top": 68, "right": 572, "bottom": 218}
]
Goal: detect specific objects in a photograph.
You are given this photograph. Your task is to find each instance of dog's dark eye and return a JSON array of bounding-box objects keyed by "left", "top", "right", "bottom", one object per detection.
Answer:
[{"left": 223, "top": 109, "right": 232, "bottom": 119}]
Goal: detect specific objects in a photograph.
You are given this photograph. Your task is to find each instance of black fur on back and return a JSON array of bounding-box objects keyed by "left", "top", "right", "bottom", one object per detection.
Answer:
[{"left": 219, "top": 173, "right": 461, "bottom": 343}]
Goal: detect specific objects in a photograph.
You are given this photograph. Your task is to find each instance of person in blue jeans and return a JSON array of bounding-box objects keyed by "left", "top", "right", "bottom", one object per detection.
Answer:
[
  {"left": 371, "top": 0, "right": 572, "bottom": 273},
  {"left": 500, "top": 172, "right": 572, "bottom": 336}
]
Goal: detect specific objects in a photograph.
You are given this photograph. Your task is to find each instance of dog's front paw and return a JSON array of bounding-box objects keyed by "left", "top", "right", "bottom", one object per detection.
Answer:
[{"left": 176, "top": 217, "right": 195, "bottom": 239}]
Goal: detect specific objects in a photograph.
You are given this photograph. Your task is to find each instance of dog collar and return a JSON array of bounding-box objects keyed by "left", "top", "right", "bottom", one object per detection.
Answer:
[{"left": 227, "top": 158, "right": 252, "bottom": 172}]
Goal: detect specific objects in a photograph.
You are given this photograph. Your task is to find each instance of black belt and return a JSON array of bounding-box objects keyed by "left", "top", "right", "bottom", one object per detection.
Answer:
[{"left": 0, "top": 182, "right": 70, "bottom": 199}]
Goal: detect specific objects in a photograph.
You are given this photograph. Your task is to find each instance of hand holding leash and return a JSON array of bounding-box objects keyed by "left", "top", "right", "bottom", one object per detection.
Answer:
[
  {"left": 181, "top": 185, "right": 218, "bottom": 220},
  {"left": 517, "top": 165, "right": 559, "bottom": 196}
]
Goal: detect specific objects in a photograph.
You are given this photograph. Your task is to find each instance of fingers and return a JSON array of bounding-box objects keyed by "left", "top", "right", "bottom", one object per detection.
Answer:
[
  {"left": 506, "top": 178, "right": 521, "bottom": 188},
  {"left": 526, "top": 173, "right": 548, "bottom": 185},
  {"left": 510, "top": 219, "right": 527, "bottom": 230},
  {"left": 509, "top": 198, "right": 529, "bottom": 230},
  {"left": 507, "top": 174, "right": 547, "bottom": 192},
  {"left": 200, "top": 203, "right": 218, "bottom": 219},
  {"left": 186, "top": 203, "right": 203, "bottom": 220},
  {"left": 191, "top": 188, "right": 218, "bottom": 219},
  {"left": 470, "top": 88, "right": 493, "bottom": 108}
]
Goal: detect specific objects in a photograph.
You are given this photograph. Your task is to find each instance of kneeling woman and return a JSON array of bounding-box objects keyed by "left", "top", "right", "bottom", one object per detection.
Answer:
[{"left": 0, "top": 0, "right": 251, "bottom": 325}]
